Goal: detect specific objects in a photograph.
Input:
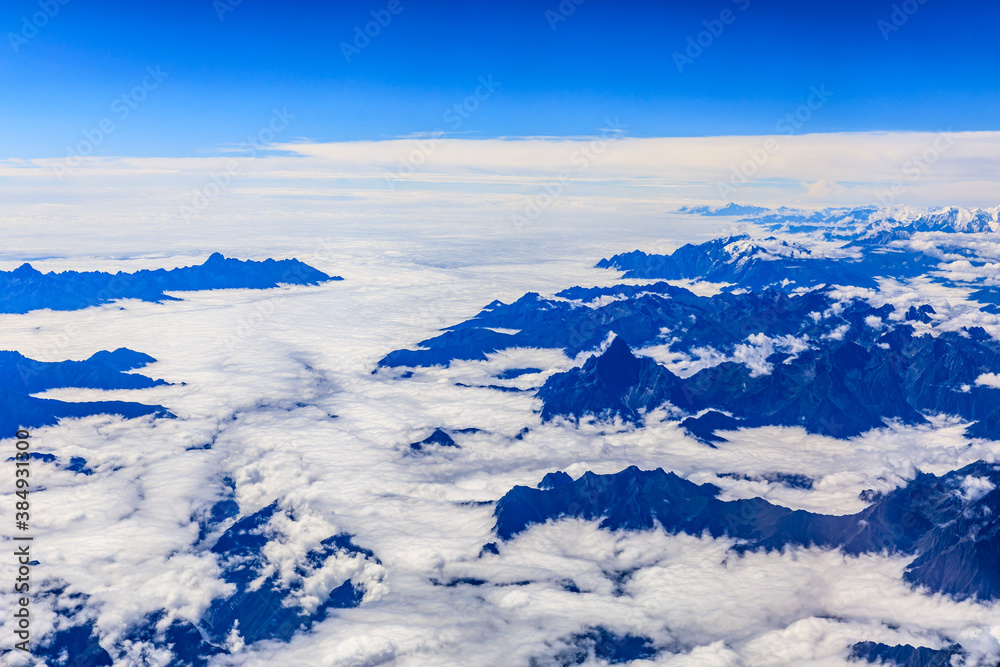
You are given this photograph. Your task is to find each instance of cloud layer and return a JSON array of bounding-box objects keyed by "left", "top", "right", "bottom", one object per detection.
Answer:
[{"left": 3, "top": 139, "right": 1000, "bottom": 665}]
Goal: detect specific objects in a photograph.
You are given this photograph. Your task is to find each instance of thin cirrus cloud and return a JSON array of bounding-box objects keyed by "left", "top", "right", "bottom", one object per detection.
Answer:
[
  {"left": 1, "top": 131, "right": 996, "bottom": 280},
  {"left": 2, "top": 131, "right": 999, "bottom": 214}
]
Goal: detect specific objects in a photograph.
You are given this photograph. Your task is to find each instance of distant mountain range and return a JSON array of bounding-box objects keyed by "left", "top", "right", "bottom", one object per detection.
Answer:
[
  {"left": 679, "top": 203, "right": 1000, "bottom": 236},
  {"left": 603, "top": 204, "right": 1000, "bottom": 291},
  {"left": 0, "top": 252, "right": 339, "bottom": 314},
  {"left": 596, "top": 233, "right": 946, "bottom": 289}
]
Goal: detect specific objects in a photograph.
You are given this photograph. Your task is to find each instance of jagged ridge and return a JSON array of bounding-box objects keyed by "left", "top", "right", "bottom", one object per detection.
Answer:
[
  {"left": 493, "top": 460, "right": 1000, "bottom": 601},
  {"left": 0, "top": 347, "right": 171, "bottom": 436},
  {"left": 0, "top": 252, "right": 340, "bottom": 314},
  {"left": 537, "top": 331, "right": 1000, "bottom": 439}
]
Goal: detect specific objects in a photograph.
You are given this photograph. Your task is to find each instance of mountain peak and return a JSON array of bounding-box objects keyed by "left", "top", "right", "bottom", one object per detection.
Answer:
[
  {"left": 597, "top": 335, "right": 635, "bottom": 360},
  {"left": 12, "top": 262, "right": 40, "bottom": 276},
  {"left": 592, "top": 336, "right": 641, "bottom": 388}
]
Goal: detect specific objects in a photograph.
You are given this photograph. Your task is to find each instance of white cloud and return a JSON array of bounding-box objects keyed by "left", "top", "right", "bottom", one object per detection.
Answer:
[
  {"left": 3, "top": 135, "right": 1000, "bottom": 664},
  {"left": 1, "top": 132, "right": 999, "bottom": 267},
  {"left": 976, "top": 373, "right": 1000, "bottom": 389},
  {"left": 959, "top": 476, "right": 997, "bottom": 504}
]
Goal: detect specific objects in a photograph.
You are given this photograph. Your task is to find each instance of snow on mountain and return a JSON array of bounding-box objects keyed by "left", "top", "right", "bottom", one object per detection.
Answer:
[{"left": 692, "top": 203, "right": 1000, "bottom": 238}]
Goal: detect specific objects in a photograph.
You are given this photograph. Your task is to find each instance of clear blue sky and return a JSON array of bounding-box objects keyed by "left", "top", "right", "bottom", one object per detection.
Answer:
[{"left": 3, "top": 0, "right": 998, "bottom": 158}]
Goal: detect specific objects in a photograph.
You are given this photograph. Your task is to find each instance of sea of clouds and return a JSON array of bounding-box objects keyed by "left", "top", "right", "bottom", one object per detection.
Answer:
[{"left": 2, "top": 133, "right": 1000, "bottom": 665}]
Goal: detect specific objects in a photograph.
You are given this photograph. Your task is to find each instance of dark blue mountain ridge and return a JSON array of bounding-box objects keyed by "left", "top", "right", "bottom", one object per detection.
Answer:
[
  {"left": 679, "top": 411, "right": 741, "bottom": 445},
  {"left": 538, "top": 471, "right": 573, "bottom": 490},
  {"left": 378, "top": 262, "right": 1000, "bottom": 440},
  {"left": 0, "top": 252, "right": 340, "bottom": 314},
  {"left": 537, "top": 336, "right": 696, "bottom": 425},
  {"left": 378, "top": 283, "right": 900, "bottom": 370},
  {"left": 968, "top": 286, "right": 1000, "bottom": 315},
  {"left": 554, "top": 281, "right": 698, "bottom": 303},
  {"left": 535, "top": 627, "right": 660, "bottom": 666},
  {"left": 850, "top": 641, "right": 964, "bottom": 666},
  {"left": 0, "top": 347, "right": 171, "bottom": 437},
  {"left": 966, "top": 405, "right": 1000, "bottom": 441},
  {"left": 0, "top": 347, "right": 164, "bottom": 394},
  {"left": 718, "top": 471, "right": 814, "bottom": 490},
  {"left": 410, "top": 428, "right": 460, "bottom": 451},
  {"left": 496, "top": 367, "right": 543, "bottom": 379},
  {"left": 537, "top": 329, "right": 1000, "bottom": 439},
  {"left": 493, "top": 460, "right": 1000, "bottom": 602}
]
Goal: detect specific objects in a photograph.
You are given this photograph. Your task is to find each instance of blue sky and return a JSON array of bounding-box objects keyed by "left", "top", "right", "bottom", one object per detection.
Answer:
[{"left": 3, "top": 0, "right": 999, "bottom": 158}]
